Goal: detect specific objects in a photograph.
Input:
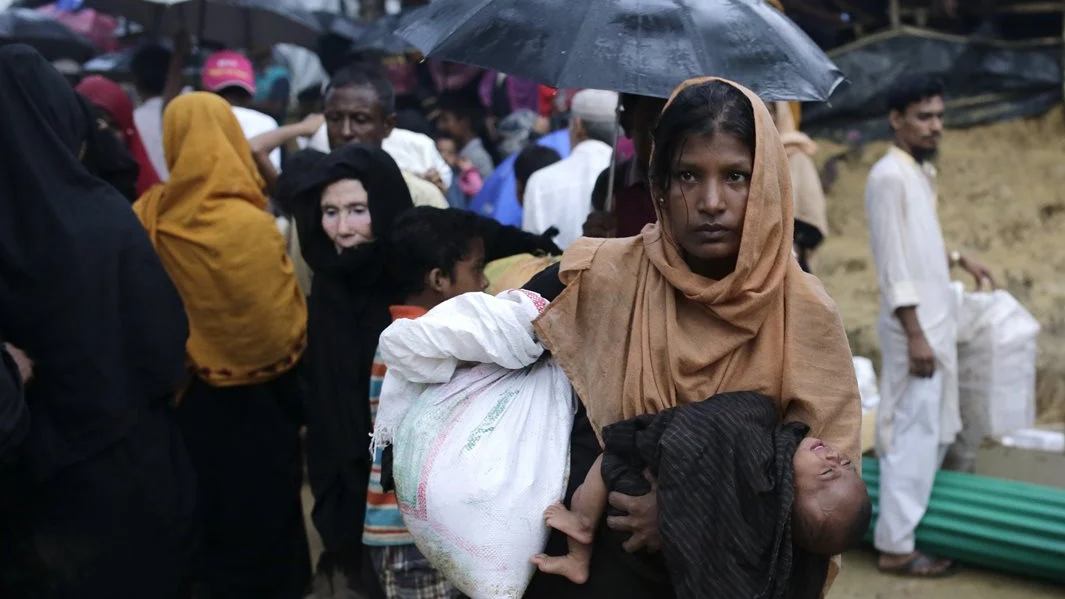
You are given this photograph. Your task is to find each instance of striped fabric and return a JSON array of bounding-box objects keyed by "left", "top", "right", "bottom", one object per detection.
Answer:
[
  {"left": 364, "top": 348, "right": 415, "bottom": 546},
  {"left": 599, "top": 391, "right": 809, "bottom": 599}
]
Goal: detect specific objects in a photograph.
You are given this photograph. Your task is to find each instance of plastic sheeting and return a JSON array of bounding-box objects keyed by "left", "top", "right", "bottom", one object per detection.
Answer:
[
  {"left": 803, "top": 27, "right": 1063, "bottom": 141},
  {"left": 863, "top": 456, "right": 1065, "bottom": 584}
]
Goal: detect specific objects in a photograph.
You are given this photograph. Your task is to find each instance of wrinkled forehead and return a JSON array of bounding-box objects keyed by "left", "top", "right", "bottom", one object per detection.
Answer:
[{"left": 320, "top": 178, "right": 368, "bottom": 205}]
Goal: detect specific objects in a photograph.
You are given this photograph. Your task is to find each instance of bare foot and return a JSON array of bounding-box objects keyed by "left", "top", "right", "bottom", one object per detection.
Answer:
[
  {"left": 531, "top": 553, "right": 590, "bottom": 585},
  {"left": 543, "top": 503, "right": 593, "bottom": 544}
]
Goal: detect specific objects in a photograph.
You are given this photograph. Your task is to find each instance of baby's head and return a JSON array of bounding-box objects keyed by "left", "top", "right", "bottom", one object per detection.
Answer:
[{"left": 791, "top": 437, "right": 871, "bottom": 556}]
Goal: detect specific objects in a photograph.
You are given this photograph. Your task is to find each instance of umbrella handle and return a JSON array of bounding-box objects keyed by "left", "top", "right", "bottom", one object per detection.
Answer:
[{"left": 604, "top": 95, "right": 622, "bottom": 214}]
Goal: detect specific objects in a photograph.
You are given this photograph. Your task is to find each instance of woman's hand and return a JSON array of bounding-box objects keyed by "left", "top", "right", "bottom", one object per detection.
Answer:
[
  {"left": 605, "top": 470, "right": 661, "bottom": 553},
  {"left": 3, "top": 343, "right": 33, "bottom": 385}
]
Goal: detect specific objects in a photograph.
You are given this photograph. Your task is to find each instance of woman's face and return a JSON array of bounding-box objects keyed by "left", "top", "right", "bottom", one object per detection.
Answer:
[
  {"left": 96, "top": 115, "right": 125, "bottom": 145},
  {"left": 320, "top": 178, "right": 373, "bottom": 251},
  {"left": 661, "top": 131, "right": 753, "bottom": 278}
]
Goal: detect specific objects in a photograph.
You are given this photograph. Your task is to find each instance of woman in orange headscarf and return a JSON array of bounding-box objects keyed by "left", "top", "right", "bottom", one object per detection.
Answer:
[
  {"left": 133, "top": 92, "right": 310, "bottom": 598},
  {"left": 521, "top": 78, "right": 861, "bottom": 599}
]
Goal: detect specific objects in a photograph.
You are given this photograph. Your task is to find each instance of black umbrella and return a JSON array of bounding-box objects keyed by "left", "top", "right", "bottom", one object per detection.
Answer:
[
  {"left": 0, "top": 7, "right": 97, "bottom": 61},
  {"left": 396, "top": 0, "right": 845, "bottom": 101},
  {"left": 82, "top": 0, "right": 322, "bottom": 49},
  {"left": 316, "top": 7, "right": 426, "bottom": 56}
]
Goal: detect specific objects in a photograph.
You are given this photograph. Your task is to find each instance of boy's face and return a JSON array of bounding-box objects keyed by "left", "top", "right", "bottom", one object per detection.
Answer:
[
  {"left": 437, "top": 138, "right": 458, "bottom": 168},
  {"left": 439, "top": 237, "right": 488, "bottom": 300}
]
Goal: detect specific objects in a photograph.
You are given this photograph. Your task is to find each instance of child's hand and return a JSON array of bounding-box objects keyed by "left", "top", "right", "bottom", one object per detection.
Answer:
[{"left": 606, "top": 470, "right": 660, "bottom": 553}]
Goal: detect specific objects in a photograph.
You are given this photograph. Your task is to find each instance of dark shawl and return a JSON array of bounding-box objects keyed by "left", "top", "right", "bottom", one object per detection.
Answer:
[
  {"left": 0, "top": 45, "right": 189, "bottom": 482},
  {"left": 292, "top": 144, "right": 414, "bottom": 552},
  {"left": 600, "top": 391, "right": 808, "bottom": 599},
  {"left": 81, "top": 103, "right": 142, "bottom": 203}
]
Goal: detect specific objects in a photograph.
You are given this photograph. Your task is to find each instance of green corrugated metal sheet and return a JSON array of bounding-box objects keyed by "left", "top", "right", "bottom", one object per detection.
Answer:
[{"left": 862, "top": 456, "right": 1065, "bottom": 583}]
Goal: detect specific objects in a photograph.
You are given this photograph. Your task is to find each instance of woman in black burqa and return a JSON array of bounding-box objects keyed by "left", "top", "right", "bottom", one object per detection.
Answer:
[
  {"left": 0, "top": 45, "right": 197, "bottom": 598},
  {"left": 289, "top": 144, "right": 415, "bottom": 597}
]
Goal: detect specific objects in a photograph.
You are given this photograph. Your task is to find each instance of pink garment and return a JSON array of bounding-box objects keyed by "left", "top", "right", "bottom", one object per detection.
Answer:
[
  {"left": 479, "top": 71, "right": 541, "bottom": 115},
  {"left": 458, "top": 166, "right": 483, "bottom": 197},
  {"left": 37, "top": 5, "right": 118, "bottom": 52},
  {"left": 428, "top": 61, "right": 484, "bottom": 92}
]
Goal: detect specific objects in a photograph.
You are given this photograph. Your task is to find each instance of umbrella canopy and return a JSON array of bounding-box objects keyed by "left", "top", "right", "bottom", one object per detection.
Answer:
[
  {"left": 0, "top": 7, "right": 97, "bottom": 61},
  {"left": 36, "top": 4, "right": 119, "bottom": 52},
  {"left": 396, "top": 0, "right": 845, "bottom": 101},
  {"left": 316, "top": 7, "right": 425, "bottom": 56},
  {"left": 82, "top": 0, "right": 322, "bottom": 49}
]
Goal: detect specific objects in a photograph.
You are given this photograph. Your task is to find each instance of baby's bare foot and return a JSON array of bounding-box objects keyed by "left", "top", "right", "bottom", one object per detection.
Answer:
[
  {"left": 531, "top": 553, "right": 590, "bottom": 585},
  {"left": 543, "top": 503, "right": 594, "bottom": 544}
]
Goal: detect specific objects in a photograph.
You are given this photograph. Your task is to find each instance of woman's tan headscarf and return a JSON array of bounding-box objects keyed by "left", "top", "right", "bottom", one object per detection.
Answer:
[
  {"left": 134, "top": 92, "right": 307, "bottom": 387},
  {"left": 533, "top": 78, "right": 860, "bottom": 461}
]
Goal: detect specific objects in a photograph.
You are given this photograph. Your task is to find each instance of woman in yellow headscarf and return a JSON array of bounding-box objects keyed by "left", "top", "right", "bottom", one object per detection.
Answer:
[
  {"left": 134, "top": 92, "right": 310, "bottom": 598},
  {"left": 521, "top": 78, "right": 862, "bottom": 599}
]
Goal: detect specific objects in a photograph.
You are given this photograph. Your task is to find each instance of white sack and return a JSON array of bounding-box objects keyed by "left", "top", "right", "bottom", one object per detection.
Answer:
[{"left": 948, "top": 290, "right": 1040, "bottom": 471}]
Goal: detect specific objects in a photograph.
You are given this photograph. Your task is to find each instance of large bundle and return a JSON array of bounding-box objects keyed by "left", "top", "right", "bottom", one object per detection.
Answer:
[
  {"left": 374, "top": 290, "right": 574, "bottom": 598},
  {"left": 949, "top": 290, "right": 1040, "bottom": 471}
]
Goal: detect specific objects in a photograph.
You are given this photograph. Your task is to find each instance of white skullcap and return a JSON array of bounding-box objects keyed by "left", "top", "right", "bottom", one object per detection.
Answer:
[{"left": 571, "top": 89, "right": 619, "bottom": 123}]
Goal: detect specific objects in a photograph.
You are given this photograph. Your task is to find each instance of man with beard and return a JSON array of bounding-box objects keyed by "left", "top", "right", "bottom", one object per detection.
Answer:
[{"left": 864, "top": 75, "right": 995, "bottom": 578}]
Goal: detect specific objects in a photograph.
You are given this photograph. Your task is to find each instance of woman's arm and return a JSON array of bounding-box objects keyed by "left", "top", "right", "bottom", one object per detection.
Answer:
[{"left": 477, "top": 216, "right": 563, "bottom": 261}]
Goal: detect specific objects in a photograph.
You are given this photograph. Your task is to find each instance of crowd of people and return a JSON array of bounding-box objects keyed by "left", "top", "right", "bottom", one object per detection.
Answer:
[{"left": 0, "top": 19, "right": 996, "bottom": 599}]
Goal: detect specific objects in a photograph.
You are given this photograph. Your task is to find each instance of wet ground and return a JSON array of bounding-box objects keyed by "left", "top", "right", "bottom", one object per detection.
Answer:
[
  {"left": 831, "top": 550, "right": 1062, "bottom": 598},
  {"left": 302, "top": 485, "right": 1062, "bottom": 598}
]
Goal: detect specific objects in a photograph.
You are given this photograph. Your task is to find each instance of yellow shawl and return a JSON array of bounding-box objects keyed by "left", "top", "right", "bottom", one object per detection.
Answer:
[
  {"left": 534, "top": 78, "right": 860, "bottom": 463},
  {"left": 134, "top": 92, "right": 307, "bottom": 387}
]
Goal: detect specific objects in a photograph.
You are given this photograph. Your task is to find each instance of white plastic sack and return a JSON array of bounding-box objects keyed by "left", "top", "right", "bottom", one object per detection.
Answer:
[
  {"left": 948, "top": 290, "right": 1040, "bottom": 470},
  {"left": 853, "top": 356, "right": 880, "bottom": 413},
  {"left": 372, "top": 289, "right": 574, "bottom": 598},
  {"left": 393, "top": 358, "right": 572, "bottom": 599},
  {"left": 373, "top": 289, "right": 549, "bottom": 449}
]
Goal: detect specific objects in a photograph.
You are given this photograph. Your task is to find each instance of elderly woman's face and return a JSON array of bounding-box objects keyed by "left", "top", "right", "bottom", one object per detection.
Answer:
[
  {"left": 662, "top": 131, "right": 753, "bottom": 278},
  {"left": 320, "top": 178, "right": 373, "bottom": 251}
]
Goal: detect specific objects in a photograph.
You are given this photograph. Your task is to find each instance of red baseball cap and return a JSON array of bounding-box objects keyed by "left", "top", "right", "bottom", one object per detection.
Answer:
[{"left": 201, "top": 50, "right": 256, "bottom": 95}]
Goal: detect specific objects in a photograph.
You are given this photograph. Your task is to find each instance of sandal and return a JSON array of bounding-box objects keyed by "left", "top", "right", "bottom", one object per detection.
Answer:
[{"left": 878, "top": 553, "right": 957, "bottom": 578}]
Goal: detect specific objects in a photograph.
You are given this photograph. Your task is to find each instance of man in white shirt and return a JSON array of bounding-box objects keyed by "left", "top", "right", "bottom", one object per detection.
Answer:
[
  {"left": 308, "top": 65, "right": 449, "bottom": 209},
  {"left": 201, "top": 50, "right": 281, "bottom": 170},
  {"left": 131, "top": 43, "right": 174, "bottom": 180},
  {"left": 865, "top": 75, "right": 996, "bottom": 578},
  {"left": 522, "top": 89, "right": 617, "bottom": 249}
]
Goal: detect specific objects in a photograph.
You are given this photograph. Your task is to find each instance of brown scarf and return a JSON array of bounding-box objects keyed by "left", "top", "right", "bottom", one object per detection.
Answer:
[{"left": 533, "top": 78, "right": 860, "bottom": 462}]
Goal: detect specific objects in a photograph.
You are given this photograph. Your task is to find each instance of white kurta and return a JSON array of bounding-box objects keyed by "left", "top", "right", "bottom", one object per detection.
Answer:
[
  {"left": 521, "top": 139, "right": 613, "bottom": 249},
  {"left": 865, "top": 147, "right": 961, "bottom": 554},
  {"left": 305, "top": 125, "right": 454, "bottom": 190}
]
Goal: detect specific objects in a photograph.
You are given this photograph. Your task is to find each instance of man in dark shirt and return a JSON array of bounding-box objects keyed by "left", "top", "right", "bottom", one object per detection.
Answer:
[{"left": 583, "top": 94, "right": 666, "bottom": 239}]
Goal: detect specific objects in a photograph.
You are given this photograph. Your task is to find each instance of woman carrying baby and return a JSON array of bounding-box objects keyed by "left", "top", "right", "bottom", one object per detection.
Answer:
[{"left": 521, "top": 77, "right": 868, "bottom": 598}]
